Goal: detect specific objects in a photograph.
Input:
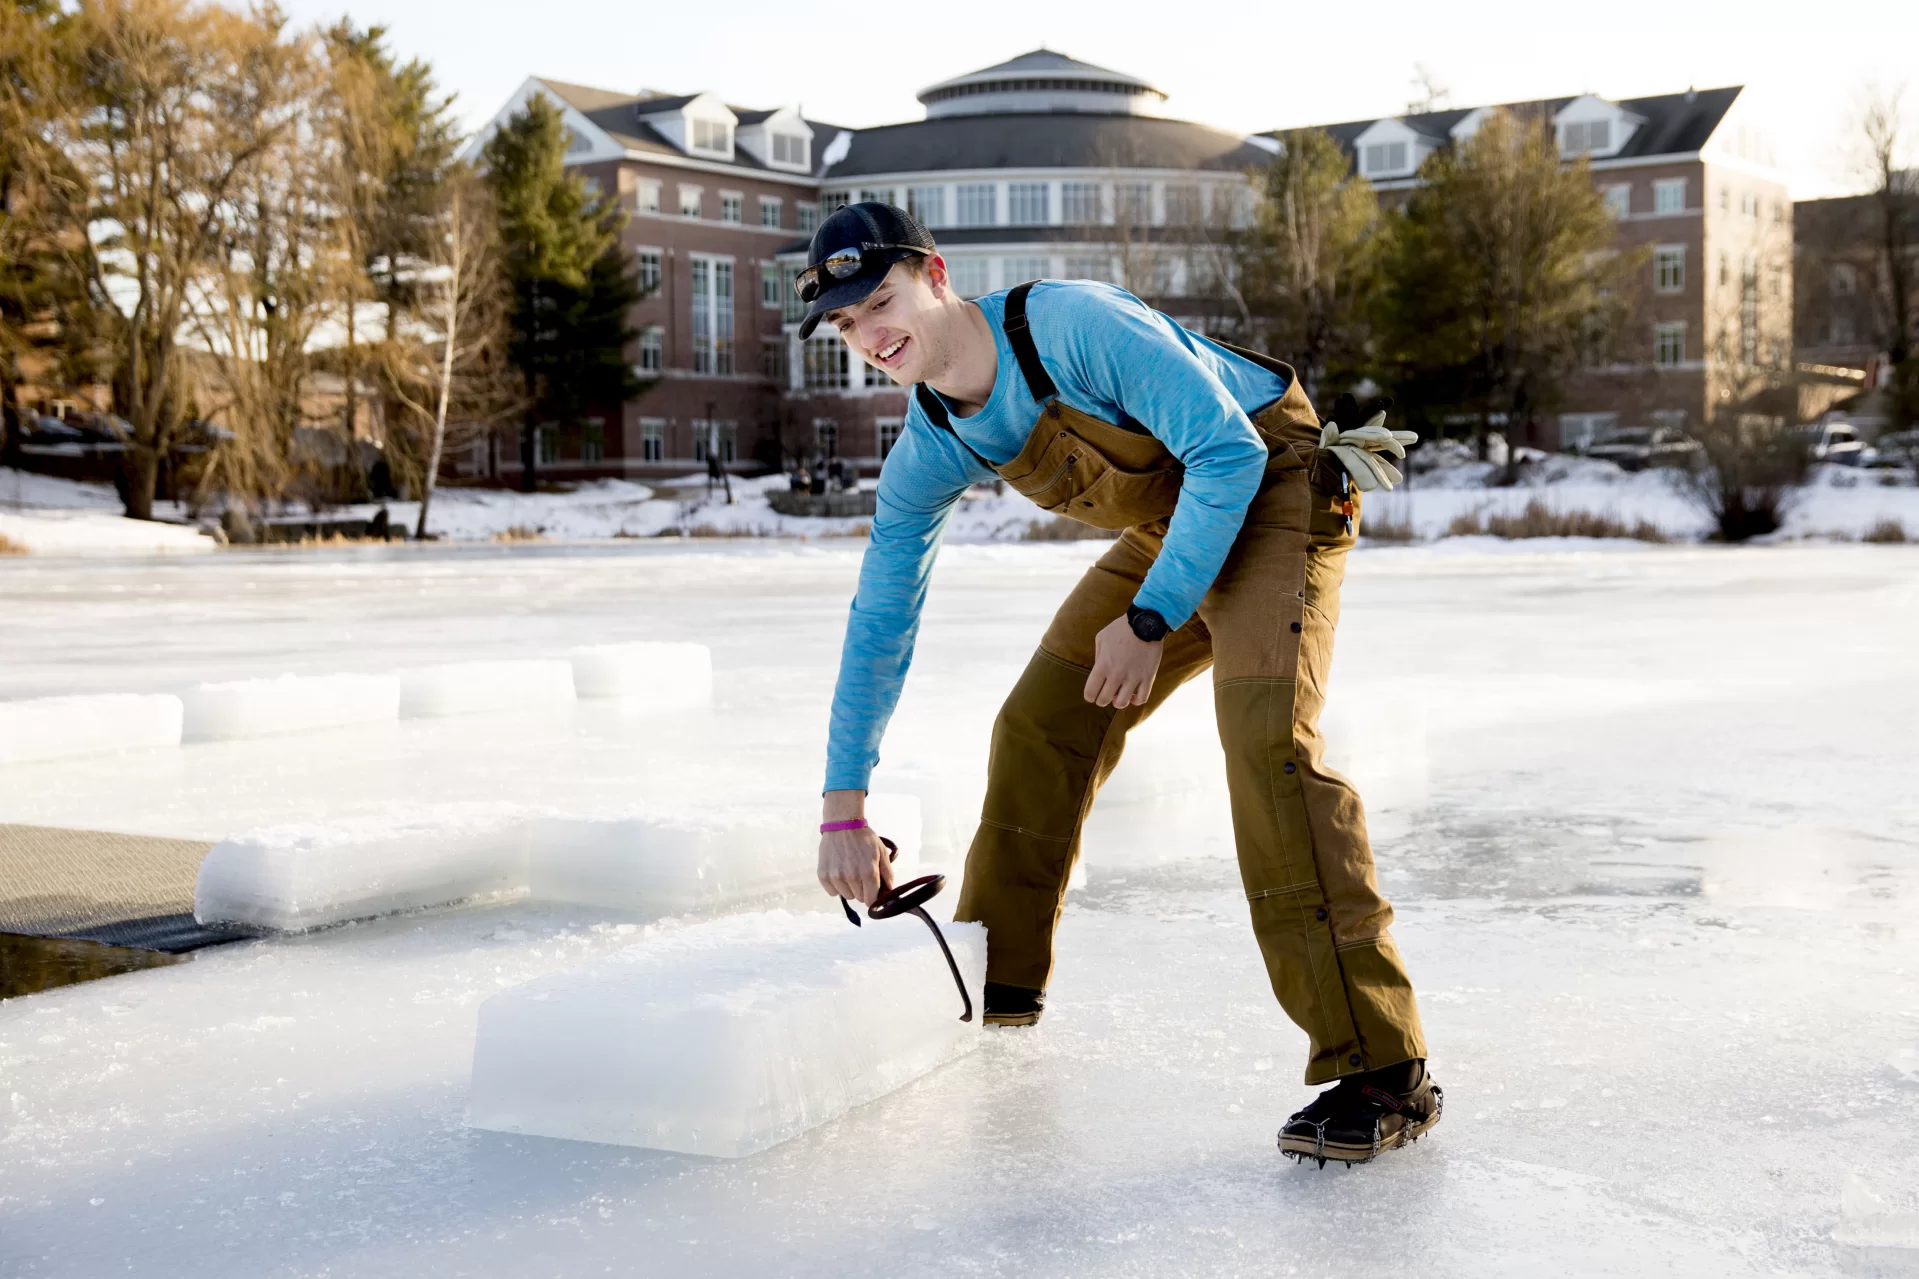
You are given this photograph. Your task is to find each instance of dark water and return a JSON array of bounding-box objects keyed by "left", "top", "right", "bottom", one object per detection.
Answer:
[{"left": 0, "top": 931, "right": 188, "bottom": 999}]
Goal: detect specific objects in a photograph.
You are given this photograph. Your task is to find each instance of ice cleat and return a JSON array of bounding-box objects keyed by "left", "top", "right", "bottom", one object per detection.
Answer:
[
  {"left": 1279, "top": 1061, "right": 1442, "bottom": 1167},
  {"left": 981, "top": 981, "right": 1044, "bottom": 1027}
]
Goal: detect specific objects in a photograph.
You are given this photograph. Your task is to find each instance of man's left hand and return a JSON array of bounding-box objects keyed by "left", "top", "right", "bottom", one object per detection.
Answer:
[{"left": 1085, "top": 615, "right": 1162, "bottom": 709}]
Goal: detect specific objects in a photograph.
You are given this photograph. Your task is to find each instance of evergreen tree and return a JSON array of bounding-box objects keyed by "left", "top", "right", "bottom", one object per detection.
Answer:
[{"left": 482, "top": 95, "right": 642, "bottom": 491}]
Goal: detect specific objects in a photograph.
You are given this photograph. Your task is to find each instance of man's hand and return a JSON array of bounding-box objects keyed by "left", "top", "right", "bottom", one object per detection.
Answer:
[
  {"left": 1085, "top": 615, "right": 1162, "bottom": 709},
  {"left": 818, "top": 789, "right": 894, "bottom": 906}
]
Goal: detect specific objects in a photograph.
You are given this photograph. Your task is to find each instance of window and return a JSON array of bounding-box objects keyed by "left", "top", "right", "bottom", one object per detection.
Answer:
[
  {"left": 690, "top": 420, "right": 737, "bottom": 464},
  {"left": 815, "top": 419, "right": 839, "bottom": 457},
  {"left": 764, "top": 339, "right": 788, "bottom": 384},
  {"left": 877, "top": 418, "right": 903, "bottom": 459},
  {"left": 581, "top": 421, "right": 604, "bottom": 464},
  {"left": 780, "top": 265, "right": 805, "bottom": 323},
  {"left": 636, "top": 250, "right": 661, "bottom": 293},
  {"left": 1830, "top": 263, "right": 1858, "bottom": 296},
  {"left": 760, "top": 263, "right": 781, "bottom": 308},
  {"left": 1361, "top": 141, "right": 1409, "bottom": 176},
  {"left": 1720, "top": 186, "right": 1730, "bottom": 212},
  {"left": 639, "top": 418, "right": 665, "bottom": 462},
  {"left": 859, "top": 188, "right": 893, "bottom": 206},
  {"left": 1163, "top": 183, "right": 1202, "bottom": 225},
  {"left": 1830, "top": 314, "right": 1856, "bottom": 344},
  {"left": 581, "top": 176, "right": 603, "bottom": 198},
  {"left": 759, "top": 196, "right": 782, "bottom": 228},
  {"left": 948, "top": 256, "right": 990, "bottom": 297},
  {"left": 635, "top": 180, "right": 661, "bottom": 215},
  {"left": 1561, "top": 119, "right": 1612, "bottom": 155},
  {"left": 689, "top": 255, "right": 734, "bottom": 375},
  {"left": 1653, "top": 245, "right": 1685, "bottom": 294},
  {"left": 1719, "top": 252, "right": 1730, "bottom": 286},
  {"left": 1064, "top": 255, "right": 1112, "bottom": 282},
  {"left": 956, "top": 183, "right": 997, "bottom": 227},
  {"left": 690, "top": 118, "right": 732, "bottom": 155},
  {"left": 1114, "top": 182, "right": 1152, "bottom": 225},
  {"left": 864, "top": 356, "right": 890, "bottom": 387},
  {"left": 1603, "top": 184, "right": 1631, "bottom": 218},
  {"left": 1653, "top": 322, "right": 1686, "bottom": 368},
  {"left": 636, "top": 326, "right": 663, "bottom": 374},
  {"left": 804, "top": 334, "right": 849, "bottom": 389},
  {"left": 720, "top": 192, "right": 742, "bottom": 224},
  {"left": 819, "top": 189, "right": 850, "bottom": 211},
  {"left": 1151, "top": 255, "right": 1180, "bottom": 296},
  {"left": 1007, "top": 182, "right": 1050, "bottom": 225},
  {"left": 1653, "top": 178, "right": 1686, "bottom": 215},
  {"left": 1062, "top": 182, "right": 1102, "bottom": 225},
  {"left": 906, "top": 185, "right": 946, "bottom": 228},
  {"left": 796, "top": 202, "right": 819, "bottom": 234},
  {"left": 679, "top": 185, "right": 702, "bottom": 218},
  {"left": 1558, "top": 412, "right": 1618, "bottom": 453},
  {"left": 1002, "top": 256, "right": 1048, "bottom": 285},
  {"left": 537, "top": 426, "right": 559, "bottom": 466},
  {"left": 770, "top": 132, "right": 809, "bottom": 167}
]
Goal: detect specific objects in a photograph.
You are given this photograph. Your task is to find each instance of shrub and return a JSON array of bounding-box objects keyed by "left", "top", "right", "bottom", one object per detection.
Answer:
[
  {"left": 1672, "top": 414, "right": 1810, "bottom": 542},
  {"left": 1446, "top": 499, "right": 1667, "bottom": 542},
  {"left": 0, "top": 532, "right": 27, "bottom": 556},
  {"left": 1862, "top": 518, "right": 1910, "bottom": 544},
  {"left": 1359, "top": 509, "right": 1417, "bottom": 542},
  {"left": 493, "top": 525, "right": 543, "bottom": 542}
]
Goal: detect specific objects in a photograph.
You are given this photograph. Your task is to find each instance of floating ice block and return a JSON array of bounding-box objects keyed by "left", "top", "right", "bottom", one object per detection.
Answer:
[
  {"left": 869, "top": 765, "right": 965, "bottom": 862},
  {"left": 530, "top": 793, "right": 921, "bottom": 914},
  {"left": 466, "top": 910, "right": 985, "bottom": 1156},
  {"left": 194, "top": 809, "right": 530, "bottom": 932},
  {"left": 568, "top": 642, "right": 713, "bottom": 710},
  {"left": 0, "top": 693, "right": 184, "bottom": 764},
  {"left": 181, "top": 673, "right": 400, "bottom": 742},
  {"left": 399, "top": 659, "right": 576, "bottom": 718}
]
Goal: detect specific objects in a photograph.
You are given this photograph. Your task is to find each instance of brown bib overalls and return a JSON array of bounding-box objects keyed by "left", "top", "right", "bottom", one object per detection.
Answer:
[{"left": 923, "top": 283, "right": 1426, "bottom": 1085}]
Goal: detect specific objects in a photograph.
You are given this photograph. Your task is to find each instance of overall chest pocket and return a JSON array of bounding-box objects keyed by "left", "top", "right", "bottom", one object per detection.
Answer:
[{"left": 999, "top": 425, "right": 1184, "bottom": 531}]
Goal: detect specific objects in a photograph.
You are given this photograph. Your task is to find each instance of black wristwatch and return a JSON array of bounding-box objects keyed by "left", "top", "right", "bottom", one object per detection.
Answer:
[{"left": 1126, "top": 604, "right": 1169, "bottom": 642}]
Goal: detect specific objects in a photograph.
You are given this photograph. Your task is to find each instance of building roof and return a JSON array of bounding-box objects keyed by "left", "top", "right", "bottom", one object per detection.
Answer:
[
  {"left": 918, "top": 48, "right": 1164, "bottom": 101},
  {"left": 535, "top": 78, "right": 847, "bottom": 176},
  {"left": 1285, "top": 86, "right": 1744, "bottom": 166},
  {"left": 823, "top": 111, "right": 1269, "bottom": 179}
]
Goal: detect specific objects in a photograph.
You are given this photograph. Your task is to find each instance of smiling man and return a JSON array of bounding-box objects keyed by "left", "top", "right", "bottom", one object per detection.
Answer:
[{"left": 804, "top": 202, "right": 1440, "bottom": 1165}]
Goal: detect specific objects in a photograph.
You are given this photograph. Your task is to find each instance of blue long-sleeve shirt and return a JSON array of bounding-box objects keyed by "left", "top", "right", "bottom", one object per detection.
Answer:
[{"left": 824, "top": 280, "right": 1287, "bottom": 793}]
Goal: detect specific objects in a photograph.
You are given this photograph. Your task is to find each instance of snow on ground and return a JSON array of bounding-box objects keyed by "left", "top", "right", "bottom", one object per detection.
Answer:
[
  {"left": 2, "top": 541, "right": 1917, "bottom": 1276},
  {"left": 0, "top": 508, "right": 216, "bottom": 555}
]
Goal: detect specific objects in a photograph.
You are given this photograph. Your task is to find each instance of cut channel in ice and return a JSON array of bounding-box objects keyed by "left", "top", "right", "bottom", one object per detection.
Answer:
[{"left": 465, "top": 909, "right": 986, "bottom": 1157}]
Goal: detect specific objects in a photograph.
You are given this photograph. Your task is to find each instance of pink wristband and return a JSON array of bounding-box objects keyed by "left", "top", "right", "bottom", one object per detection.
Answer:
[{"left": 820, "top": 818, "right": 868, "bottom": 833}]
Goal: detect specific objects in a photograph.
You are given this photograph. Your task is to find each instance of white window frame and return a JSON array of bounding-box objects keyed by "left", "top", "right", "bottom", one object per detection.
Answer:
[
  {"left": 1653, "top": 245, "right": 1686, "bottom": 295},
  {"left": 636, "top": 325, "right": 664, "bottom": 374},
  {"left": 814, "top": 418, "right": 839, "bottom": 458},
  {"left": 796, "top": 202, "right": 820, "bottom": 234},
  {"left": 1652, "top": 178, "right": 1686, "bottom": 215},
  {"left": 955, "top": 183, "right": 997, "bottom": 228},
  {"left": 689, "top": 117, "right": 733, "bottom": 156},
  {"left": 1653, "top": 321, "right": 1686, "bottom": 368},
  {"left": 688, "top": 254, "right": 735, "bottom": 376},
  {"left": 639, "top": 418, "right": 666, "bottom": 462},
  {"left": 760, "top": 261, "right": 781, "bottom": 309},
  {"left": 1163, "top": 183, "right": 1203, "bottom": 226},
  {"left": 1002, "top": 256, "right": 1049, "bottom": 286},
  {"left": 1061, "top": 181, "right": 1103, "bottom": 225},
  {"left": 877, "top": 417, "right": 903, "bottom": 460},
  {"left": 905, "top": 184, "right": 947, "bottom": 228},
  {"left": 1602, "top": 184, "right": 1631, "bottom": 219},
  {"left": 770, "top": 132, "right": 809, "bottom": 168},
  {"left": 635, "top": 249, "right": 662, "bottom": 294},
  {"left": 759, "top": 196, "right": 782, "bottom": 228},
  {"left": 635, "top": 179, "right": 661, "bottom": 215},
  {"left": 1006, "top": 182, "right": 1049, "bottom": 226},
  {"left": 803, "top": 334, "right": 849, "bottom": 390},
  {"left": 1360, "top": 141, "right": 1410, "bottom": 178},
  {"left": 719, "top": 191, "right": 743, "bottom": 224},
  {"left": 948, "top": 256, "right": 990, "bottom": 298},
  {"left": 679, "top": 184, "right": 703, "bottom": 218}
]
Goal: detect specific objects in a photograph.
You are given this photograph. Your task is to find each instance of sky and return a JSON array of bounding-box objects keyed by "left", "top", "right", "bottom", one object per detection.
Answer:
[{"left": 273, "top": 0, "right": 1919, "bottom": 199}]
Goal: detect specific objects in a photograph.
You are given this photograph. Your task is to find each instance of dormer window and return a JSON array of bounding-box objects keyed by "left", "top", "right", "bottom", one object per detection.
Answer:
[
  {"left": 1361, "top": 141, "right": 1409, "bottom": 176},
  {"left": 770, "top": 132, "right": 809, "bottom": 167},
  {"left": 691, "top": 118, "right": 733, "bottom": 155},
  {"left": 1561, "top": 119, "right": 1612, "bottom": 155},
  {"left": 1552, "top": 95, "right": 1640, "bottom": 160}
]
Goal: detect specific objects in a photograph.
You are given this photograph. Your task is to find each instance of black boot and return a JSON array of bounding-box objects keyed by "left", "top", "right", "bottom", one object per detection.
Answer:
[
  {"left": 1278, "top": 1060, "right": 1442, "bottom": 1167},
  {"left": 982, "top": 982, "right": 1044, "bottom": 1027}
]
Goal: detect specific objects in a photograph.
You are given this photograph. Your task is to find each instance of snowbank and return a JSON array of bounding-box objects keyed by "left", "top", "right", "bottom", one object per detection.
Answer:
[
  {"left": 182, "top": 673, "right": 401, "bottom": 741},
  {"left": 0, "top": 693, "right": 183, "bottom": 764},
  {"left": 0, "top": 509, "right": 214, "bottom": 555},
  {"left": 465, "top": 909, "right": 985, "bottom": 1156}
]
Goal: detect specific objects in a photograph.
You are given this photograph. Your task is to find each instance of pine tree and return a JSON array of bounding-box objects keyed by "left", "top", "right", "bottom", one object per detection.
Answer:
[{"left": 482, "top": 95, "right": 642, "bottom": 491}]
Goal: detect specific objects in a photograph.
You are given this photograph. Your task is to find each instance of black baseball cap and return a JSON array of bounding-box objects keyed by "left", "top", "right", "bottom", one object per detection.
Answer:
[{"left": 795, "top": 201, "right": 937, "bottom": 339}]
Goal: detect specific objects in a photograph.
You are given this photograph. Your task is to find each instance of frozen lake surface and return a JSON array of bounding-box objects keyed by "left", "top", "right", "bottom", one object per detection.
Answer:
[{"left": 3, "top": 539, "right": 1918, "bottom": 1276}]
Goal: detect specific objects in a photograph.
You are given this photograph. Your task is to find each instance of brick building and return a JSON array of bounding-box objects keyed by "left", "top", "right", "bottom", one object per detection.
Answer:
[{"left": 1300, "top": 88, "right": 1796, "bottom": 450}]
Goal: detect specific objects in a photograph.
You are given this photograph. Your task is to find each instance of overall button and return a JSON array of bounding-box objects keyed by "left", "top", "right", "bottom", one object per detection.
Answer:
[
  {"left": 1283, "top": 762, "right": 1297, "bottom": 774},
  {"left": 1290, "top": 621, "right": 1302, "bottom": 633},
  {"left": 1350, "top": 1054, "right": 1363, "bottom": 1067},
  {"left": 1315, "top": 907, "right": 1328, "bottom": 921}
]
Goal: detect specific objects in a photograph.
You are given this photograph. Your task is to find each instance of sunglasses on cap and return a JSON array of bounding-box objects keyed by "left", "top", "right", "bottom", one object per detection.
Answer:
[{"left": 794, "top": 243, "right": 933, "bottom": 305}]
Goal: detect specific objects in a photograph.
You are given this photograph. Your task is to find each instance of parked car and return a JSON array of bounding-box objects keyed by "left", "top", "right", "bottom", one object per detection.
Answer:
[
  {"left": 1586, "top": 426, "right": 1702, "bottom": 472},
  {"left": 1799, "top": 421, "right": 1869, "bottom": 466}
]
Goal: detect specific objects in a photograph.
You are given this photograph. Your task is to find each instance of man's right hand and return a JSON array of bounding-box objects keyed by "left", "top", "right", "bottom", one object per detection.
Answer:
[{"left": 818, "top": 790, "right": 894, "bottom": 906}]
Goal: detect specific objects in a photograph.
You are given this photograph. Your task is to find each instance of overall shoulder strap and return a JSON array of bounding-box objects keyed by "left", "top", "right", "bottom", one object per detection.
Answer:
[
  {"left": 1002, "top": 281, "right": 1058, "bottom": 401},
  {"left": 914, "top": 383, "right": 995, "bottom": 471}
]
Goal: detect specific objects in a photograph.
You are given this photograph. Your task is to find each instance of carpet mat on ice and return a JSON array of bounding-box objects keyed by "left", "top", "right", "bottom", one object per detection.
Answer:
[{"left": 0, "top": 824, "right": 239, "bottom": 951}]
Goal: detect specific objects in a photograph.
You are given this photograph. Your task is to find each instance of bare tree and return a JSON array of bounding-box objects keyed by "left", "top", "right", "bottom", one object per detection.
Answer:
[
  {"left": 382, "top": 172, "right": 516, "bottom": 538},
  {"left": 1858, "top": 85, "right": 1919, "bottom": 426}
]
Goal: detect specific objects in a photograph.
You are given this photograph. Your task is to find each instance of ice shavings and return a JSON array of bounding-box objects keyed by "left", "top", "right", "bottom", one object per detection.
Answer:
[
  {"left": 398, "top": 659, "right": 576, "bottom": 718},
  {"left": 1836, "top": 1173, "right": 1919, "bottom": 1250},
  {"left": 180, "top": 673, "right": 401, "bottom": 741},
  {"left": 567, "top": 641, "right": 712, "bottom": 709},
  {"left": 0, "top": 693, "right": 182, "bottom": 764},
  {"left": 465, "top": 909, "right": 985, "bottom": 1156}
]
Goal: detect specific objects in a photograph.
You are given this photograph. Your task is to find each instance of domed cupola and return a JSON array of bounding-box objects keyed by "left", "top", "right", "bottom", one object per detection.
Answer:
[{"left": 916, "top": 49, "right": 1167, "bottom": 119}]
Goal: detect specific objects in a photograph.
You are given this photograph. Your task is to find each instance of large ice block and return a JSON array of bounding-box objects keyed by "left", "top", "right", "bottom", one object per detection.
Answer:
[
  {"left": 399, "top": 659, "right": 576, "bottom": 718},
  {"left": 568, "top": 642, "right": 713, "bottom": 710},
  {"left": 0, "top": 693, "right": 183, "bottom": 764},
  {"left": 530, "top": 793, "right": 921, "bottom": 914},
  {"left": 181, "top": 673, "right": 400, "bottom": 742},
  {"left": 466, "top": 909, "right": 985, "bottom": 1156},
  {"left": 194, "top": 808, "right": 530, "bottom": 932}
]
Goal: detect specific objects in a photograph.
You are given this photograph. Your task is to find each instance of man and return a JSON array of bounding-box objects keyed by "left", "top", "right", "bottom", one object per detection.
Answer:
[{"left": 805, "top": 202, "right": 1439, "bottom": 1165}]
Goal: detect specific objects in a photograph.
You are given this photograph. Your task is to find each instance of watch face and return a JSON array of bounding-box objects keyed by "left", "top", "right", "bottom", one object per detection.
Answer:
[{"left": 1129, "top": 608, "right": 1168, "bottom": 641}]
